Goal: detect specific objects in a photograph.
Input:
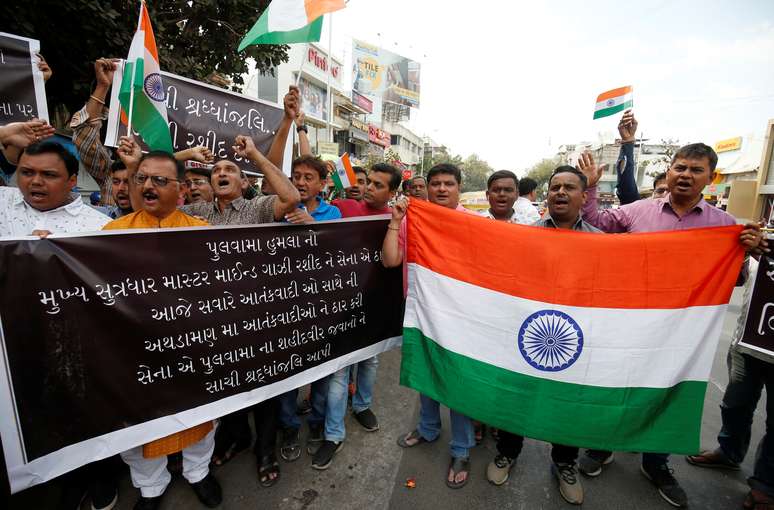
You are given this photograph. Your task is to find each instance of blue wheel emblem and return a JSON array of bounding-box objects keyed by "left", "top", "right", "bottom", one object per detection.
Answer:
[
  {"left": 518, "top": 310, "right": 583, "bottom": 372},
  {"left": 143, "top": 73, "right": 166, "bottom": 102}
]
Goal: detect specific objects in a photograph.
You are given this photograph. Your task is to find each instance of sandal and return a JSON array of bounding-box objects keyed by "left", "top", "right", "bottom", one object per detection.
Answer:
[
  {"left": 685, "top": 449, "right": 740, "bottom": 470},
  {"left": 397, "top": 429, "right": 436, "bottom": 448},
  {"left": 474, "top": 422, "right": 485, "bottom": 445},
  {"left": 211, "top": 436, "right": 250, "bottom": 466},
  {"left": 258, "top": 454, "right": 280, "bottom": 488},
  {"left": 446, "top": 456, "right": 470, "bottom": 489}
]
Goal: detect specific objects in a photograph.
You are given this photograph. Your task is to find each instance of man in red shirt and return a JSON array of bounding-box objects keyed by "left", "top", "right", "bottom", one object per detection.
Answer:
[{"left": 311, "top": 163, "right": 402, "bottom": 470}]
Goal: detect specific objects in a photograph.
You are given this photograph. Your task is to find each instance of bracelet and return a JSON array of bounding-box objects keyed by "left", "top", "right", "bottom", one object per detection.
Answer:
[
  {"left": 90, "top": 94, "right": 106, "bottom": 105},
  {"left": 387, "top": 226, "right": 400, "bottom": 231},
  {"left": 296, "top": 125, "right": 308, "bottom": 134}
]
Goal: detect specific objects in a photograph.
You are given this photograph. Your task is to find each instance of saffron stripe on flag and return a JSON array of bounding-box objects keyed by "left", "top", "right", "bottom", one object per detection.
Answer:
[
  {"left": 596, "top": 85, "right": 633, "bottom": 102},
  {"left": 405, "top": 199, "right": 743, "bottom": 309}
]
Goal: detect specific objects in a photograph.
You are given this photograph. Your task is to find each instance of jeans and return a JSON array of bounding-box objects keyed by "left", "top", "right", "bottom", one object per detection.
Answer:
[
  {"left": 324, "top": 356, "right": 379, "bottom": 442},
  {"left": 416, "top": 394, "right": 474, "bottom": 459},
  {"left": 278, "top": 377, "right": 329, "bottom": 430},
  {"left": 717, "top": 348, "right": 774, "bottom": 496},
  {"left": 497, "top": 430, "right": 578, "bottom": 464}
]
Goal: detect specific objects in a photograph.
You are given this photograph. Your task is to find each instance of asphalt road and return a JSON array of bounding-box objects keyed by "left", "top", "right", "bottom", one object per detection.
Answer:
[{"left": 9, "top": 287, "right": 766, "bottom": 509}]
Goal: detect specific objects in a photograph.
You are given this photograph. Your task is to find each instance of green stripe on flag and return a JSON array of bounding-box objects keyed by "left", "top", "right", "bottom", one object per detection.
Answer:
[
  {"left": 399, "top": 327, "right": 706, "bottom": 454},
  {"left": 238, "top": 15, "right": 324, "bottom": 51},
  {"left": 330, "top": 169, "right": 345, "bottom": 192},
  {"left": 593, "top": 100, "right": 633, "bottom": 119}
]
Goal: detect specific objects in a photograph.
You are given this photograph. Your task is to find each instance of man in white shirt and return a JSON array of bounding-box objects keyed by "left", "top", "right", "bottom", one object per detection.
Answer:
[
  {"left": 0, "top": 141, "right": 110, "bottom": 238},
  {"left": 481, "top": 170, "right": 536, "bottom": 225},
  {"left": 513, "top": 176, "right": 541, "bottom": 223}
]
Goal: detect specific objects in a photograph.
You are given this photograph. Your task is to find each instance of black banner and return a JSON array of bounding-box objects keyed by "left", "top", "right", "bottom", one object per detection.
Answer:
[
  {"left": 0, "top": 219, "right": 402, "bottom": 466},
  {"left": 0, "top": 32, "right": 47, "bottom": 124},
  {"left": 740, "top": 256, "right": 774, "bottom": 359},
  {"left": 107, "top": 69, "right": 285, "bottom": 170}
]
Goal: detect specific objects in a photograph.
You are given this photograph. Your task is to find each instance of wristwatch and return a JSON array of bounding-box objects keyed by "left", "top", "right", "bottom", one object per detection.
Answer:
[{"left": 296, "top": 125, "right": 308, "bottom": 134}]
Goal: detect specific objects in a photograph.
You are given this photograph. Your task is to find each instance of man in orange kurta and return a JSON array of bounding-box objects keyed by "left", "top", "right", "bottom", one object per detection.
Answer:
[{"left": 103, "top": 151, "right": 220, "bottom": 510}]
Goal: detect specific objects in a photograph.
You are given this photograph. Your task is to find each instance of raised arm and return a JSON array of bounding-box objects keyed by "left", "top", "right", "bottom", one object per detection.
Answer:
[
  {"left": 233, "top": 135, "right": 299, "bottom": 220},
  {"left": 577, "top": 151, "right": 630, "bottom": 233},
  {"left": 615, "top": 109, "right": 639, "bottom": 205},
  {"left": 295, "top": 112, "right": 312, "bottom": 157},
  {"left": 266, "top": 85, "right": 300, "bottom": 168},
  {"left": 382, "top": 198, "right": 407, "bottom": 268}
]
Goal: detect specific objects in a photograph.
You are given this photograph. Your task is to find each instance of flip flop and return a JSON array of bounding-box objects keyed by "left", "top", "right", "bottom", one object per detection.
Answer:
[
  {"left": 258, "top": 454, "right": 281, "bottom": 488},
  {"left": 446, "top": 456, "right": 470, "bottom": 489},
  {"left": 397, "top": 429, "right": 437, "bottom": 448}
]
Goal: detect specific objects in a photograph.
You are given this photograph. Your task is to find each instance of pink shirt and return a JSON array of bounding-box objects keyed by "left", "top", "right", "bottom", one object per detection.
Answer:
[
  {"left": 581, "top": 186, "right": 736, "bottom": 233},
  {"left": 399, "top": 203, "right": 478, "bottom": 296}
]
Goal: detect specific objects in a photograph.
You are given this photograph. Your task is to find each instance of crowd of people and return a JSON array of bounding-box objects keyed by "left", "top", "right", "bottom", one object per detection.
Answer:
[{"left": 0, "top": 57, "right": 771, "bottom": 510}]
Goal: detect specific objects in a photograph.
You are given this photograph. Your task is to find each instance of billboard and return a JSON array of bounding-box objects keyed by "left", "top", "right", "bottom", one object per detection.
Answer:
[
  {"left": 297, "top": 75, "right": 328, "bottom": 122},
  {"left": 352, "top": 39, "right": 420, "bottom": 110}
]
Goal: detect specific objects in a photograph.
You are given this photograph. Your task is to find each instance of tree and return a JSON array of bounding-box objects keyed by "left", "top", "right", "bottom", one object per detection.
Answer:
[
  {"left": 0, "top": 1, "right": 288, "bottom": 126},
  {"left": 523, "top": 157, "right": 559, "bottom": 200},
  {"left": 459, "top": 154, "right": 493, "bottom": 193}
]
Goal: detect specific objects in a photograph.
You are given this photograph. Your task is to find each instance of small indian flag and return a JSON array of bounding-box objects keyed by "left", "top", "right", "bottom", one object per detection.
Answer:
[
  {"left": 401, "top": 199, "right": 744, "bottom": 453},
  {"left": 331, "top": 153, "right": 356, "bottom": 192},
  {"left": 593, "top": 85, "right": 633, "bottom": 119},
  {"left": 119, "top": 1, "right": 173, "bottom": 152},
  {"left": 238, "top": 0, "right": 346, "bottom": 51}
]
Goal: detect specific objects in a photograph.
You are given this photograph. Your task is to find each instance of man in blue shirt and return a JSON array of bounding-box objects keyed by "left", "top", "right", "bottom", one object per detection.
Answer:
[
  {"left": 279, "top": 155, "right": 341, "bottom": 463},
  {"left": 285, "top": 155, "right": 342, "bottom": 224}
]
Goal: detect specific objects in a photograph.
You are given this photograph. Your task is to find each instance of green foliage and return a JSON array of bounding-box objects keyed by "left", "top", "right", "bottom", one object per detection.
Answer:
[
  {"left": 459, "top": 154, "right": 494, "bottom": 193},
  {"left": 0, "top": 0, "right": 289, "bottom": 125},
  {"left": 523, "top": 157, "right": 559, "bottom": 199}
]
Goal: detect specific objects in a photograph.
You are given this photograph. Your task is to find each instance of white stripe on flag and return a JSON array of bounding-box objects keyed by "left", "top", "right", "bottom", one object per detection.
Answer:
[
  {"left": 267, "top": 0, "right": 309, "bottom": 32},
  {"left": 405, "top": 264, "right": 725, "bottom": 389},
  {"left": 595, "top": 93, "right": 633, "bottom": 111}
]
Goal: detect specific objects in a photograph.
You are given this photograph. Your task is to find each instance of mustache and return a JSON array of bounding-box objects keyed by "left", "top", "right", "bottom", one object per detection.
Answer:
[{"left": 142, "top": 190, "right": 159, "bottom": 199}]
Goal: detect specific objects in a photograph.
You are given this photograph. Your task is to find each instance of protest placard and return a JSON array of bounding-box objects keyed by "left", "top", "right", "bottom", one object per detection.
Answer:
[
  {"left": 739, "top": 256, "right": 774, "bottom": 362},
  {"left": 0, "top": 31, "right": 49, "bottom": 124},
  {"left": 105, "top": 63, "right": 291, "bottom": 173},
  {"left": 0, "top": 218, "right": 402, "bottom": 493}
]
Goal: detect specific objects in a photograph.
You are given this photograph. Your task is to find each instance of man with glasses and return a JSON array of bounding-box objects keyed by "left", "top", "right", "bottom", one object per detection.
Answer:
[
  {"left": 103, "top": 151, "right": 218, "bottom": 509},
  {"left": 184, "top": 165, "right": 214, "bottom": 204}
]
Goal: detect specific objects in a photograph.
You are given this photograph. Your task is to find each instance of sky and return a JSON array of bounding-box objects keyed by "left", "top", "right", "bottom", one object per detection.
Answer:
[{"left": 320, "top": 0, "right": 774, "bottom": 173}]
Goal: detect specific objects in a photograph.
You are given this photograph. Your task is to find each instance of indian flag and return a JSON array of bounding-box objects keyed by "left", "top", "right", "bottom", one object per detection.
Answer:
[
  {"left": 593, "top": 85, "right": 633, "bottom": 119},
  {"left": 401, "top": 199, "right": 744, "bottom": 453},
  {"left": 119, "top": 1, "right": 173, "bottom": 152},
  {"left": 331, "top": 153, "right": 356, "bottom": 192},
  {"left": 238, "top": 0, "right": 346, "bottom": 51}
]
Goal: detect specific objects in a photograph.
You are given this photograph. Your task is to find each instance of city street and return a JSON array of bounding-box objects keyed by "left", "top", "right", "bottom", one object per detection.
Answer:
[{"left": 9, "top": 286, "right": 766, "bottom": 509}]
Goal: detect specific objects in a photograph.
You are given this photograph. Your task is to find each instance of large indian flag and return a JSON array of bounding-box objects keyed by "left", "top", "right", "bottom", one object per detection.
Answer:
[
  {"left": 400, "top": 199, "right": 744, "bottom": 454},
  {"left": 593, "top": 85, "right": 633, "bottom": 119},
  {"left": 118, "top": 1, "right": 173, "bottom": 152},
  {"left": 331, "top": 153, "right": 356, "bottom": 192},
  {"left": 238, "top": 0, "right": 346, "bottom": 50}
]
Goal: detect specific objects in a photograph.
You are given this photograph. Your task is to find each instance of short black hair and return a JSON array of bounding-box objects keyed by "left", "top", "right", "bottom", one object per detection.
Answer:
[
  {"left": 518, "top": 177, "right": 538, "bottom": 196},
  {"left": 671, "top": 143, "right": 718, "bottom": 172},
  {"left": 487, "top": 170, "right": 518, "bottom": 190},
  {"left": 23, "top": 141, "right": 79, "bottom": 177},
  {"left": 370, "top": 162, "right": 401, "bottom": 191},
  {"left": 292, "top": 155, "right": 328, "bottom": 181},
  {"left": 549, "top": 165, "right": 588, "bottom": 190},
  {"left": 110, "top": 159, "right": 127, "bottom": 173},
  {"left": 427, "top": 163, "right": 462, "bottom": 185},
  {"left": 185, "top": 167, "right": 212, "bottom": 180},
  {"left": 411, "top": 175, "right": 426, "bottom": 184},
  {"left": 653, "top": 172, "right": 667, "bottom": 186},
  {"left": 139, "top": 150, "right": 185, "bottom": 180},
  {"left": 353, "top": 165, "right": 367, "bottom": 177}
]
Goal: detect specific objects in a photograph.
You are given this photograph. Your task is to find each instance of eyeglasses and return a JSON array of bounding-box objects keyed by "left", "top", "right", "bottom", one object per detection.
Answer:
[
  {"left": 133, "top": 173, "right": 179, "bottom": 188},
  {"left": 184, "top": 178, "right": 209, "bottom": 187}
]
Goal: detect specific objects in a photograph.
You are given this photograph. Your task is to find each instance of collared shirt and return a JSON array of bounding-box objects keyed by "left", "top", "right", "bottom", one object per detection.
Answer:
[
  {"left": 70, "top": 104, "right": 115, "bottom": 205},
  {"left": 332, "top": 198, "right": 390, "bottom": 218},
  {"left": 93, "top": 204, "right": 130, "bottom": 220},
  {"left": 179, "top": 195, "right": 277, "bottom": 226},
  {"left": 0, "top": 188, "right": 110, "bottom": 238},
  {"left": 481, "top": 206, "right": 534, "bottom": 225},
  {"left": 533, "top": 214, "right": 602, "bottom": 233},
  {"left": 582, "top": 187, "right": 736, "bottom": 233},
  {"left": 513, "top": 196, "right": 541, "bottom": 224},
  {"left": 102, "top": 209, "right": 209, "bottom": 230},
  {"left": 302, "top": 197, "right": 342, "bottom": 221}
]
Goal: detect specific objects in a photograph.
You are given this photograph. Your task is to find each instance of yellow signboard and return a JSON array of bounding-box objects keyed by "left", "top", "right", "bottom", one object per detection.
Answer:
[{"left": 714, "top": 136, "right": 742, "bottom": 153}]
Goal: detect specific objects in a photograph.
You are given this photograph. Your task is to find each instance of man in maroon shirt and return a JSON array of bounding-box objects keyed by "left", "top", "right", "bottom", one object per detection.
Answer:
[{"left": 312, "top": 163, "right": 402, "bottom": 470}]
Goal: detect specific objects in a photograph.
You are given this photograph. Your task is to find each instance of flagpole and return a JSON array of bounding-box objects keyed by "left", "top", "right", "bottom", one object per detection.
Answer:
[
  {"left": 326, "top": 12, "right": 333, "bottom": 143},
  {"left": 126, "top": 0, "right": 144, "bottom": 137}
]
